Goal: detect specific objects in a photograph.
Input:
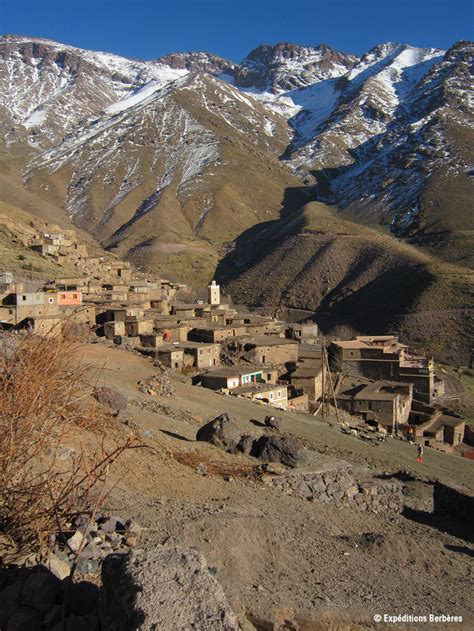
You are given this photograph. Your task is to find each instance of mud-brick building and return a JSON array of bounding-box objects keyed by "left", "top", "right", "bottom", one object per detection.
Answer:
[
  {"left": 239, "top": 336, "right": 299, "bottom": 367},
  {"left": 414, "top": 413, "right": 466, "bottom": 452},
  {"left": 104, "top": 320, "right": 126, "bottom": 339},
  {"left": 188, "top": 325, "right": 247, "bottom": 343},
  {"left": 288, "top": 344, "right": 323, "bottom": 401},
  {"left": 231, "top": 382, "right": 289, "bottom": 409},
  {"left": 336, "top": 378, "right": 413, "bottom": 431},
  {"left": 1, "top": 291, "right": 59, "bottom": 325},
  {"left": 180, "top": 342, "right": 221, "bottom": 369},
  {"left": 125, "top": 319, "right": 154, "bottom": 337},
  {"left": 157, "top": 346, "right": 185, "bottom": 370},
  {"left": 329, "top": 336, "right": 437, "bottom": 403},
  {"left": 156, "top": 342, "right": 220, "bottom": 370},
  {"left": 286, "top": 323, "right": 319, "bottom": 345}
]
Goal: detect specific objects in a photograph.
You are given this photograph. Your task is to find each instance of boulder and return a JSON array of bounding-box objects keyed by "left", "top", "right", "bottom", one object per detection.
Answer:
[
  {"left": 6, "top": 607, "right": 42, "bottom": 631},
  {"left": 254, "top": 435, "right": 305, "bottom": 468},
  {"left": 264, "top": 415, "right": 282, "bottom": 431},
  {"left": 196, "top": 413, "right": 241, "bottom": 452},
  {"left": 236, "top": 434, "right": 256, "bottom": 455},
  {"left": 66, "top": 614, "right": 100, "bottom": 631},
  {"left": 21, "top": 571, "right": 61, "bottom": 612},
  {"left": 0, "top": 581, "right": 22, "bottom": 627},
  {"left": 100, "top": 547, "right": 239, "bottom": 630},
  {"left": 92, "top": 386, "right": 127, "bottom": 414},
  {"left": 68, "top": 581, "right": 100, "bottom": 615}
]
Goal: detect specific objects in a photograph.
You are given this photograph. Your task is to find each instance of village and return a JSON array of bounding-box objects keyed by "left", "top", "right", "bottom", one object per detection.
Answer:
[{"left": 0, "top": 220, "right": 471, "bottom": 457}]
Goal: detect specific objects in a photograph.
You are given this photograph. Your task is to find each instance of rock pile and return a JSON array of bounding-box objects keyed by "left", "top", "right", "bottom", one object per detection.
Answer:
[
  {"left": 47, "top": 514, "right": 141, "bottom": 578},
  {"left": 100, "top": 545, "right": 239, "bottom": 630},
  {"left": 265, "top": 467, "right": 404, "bottom": 513},
  {"left": 138, "top": 372, "right": 175, "bottom": 397},
  {"left": 196, "top": 413, "right": 306, "bottom": 468}
]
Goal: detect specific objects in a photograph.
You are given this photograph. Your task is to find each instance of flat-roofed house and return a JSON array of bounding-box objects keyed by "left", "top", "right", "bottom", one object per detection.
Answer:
[
  {"left": 157, "top": 347, "right": 185, "bottom": 370},
  {"left": 125, "top": 319, "right": 154, "bottom": 337},
  {"left": 336, "top": 378, "right": 413, "bottom": 432},
  {"left": 200, "top": 366, "right": 265, "bottom": 390},
  {"left": 330, "top": 336, "right": 436, "bottom": 403},
  {"left": 240, "top": 336, "right": 299, "bottom": 366},
  {"left": 188, "top": 325, "right": 247, "bottom": 343},
  {"left": 104, "top": 321, "right": 126, "bottom": 339},
  {"left": 231, "top": 382, "right": 289, "bottom": 409}
]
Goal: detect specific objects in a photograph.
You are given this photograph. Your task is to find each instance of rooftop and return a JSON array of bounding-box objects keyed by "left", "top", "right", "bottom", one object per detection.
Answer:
[
  {"left": 243, "top": 335, "right": 297, "bottom": 347},
  {"left": 232, "top": 383, "right": 287, "bottom": 395},
  {"left": 201, "top": 365, "right": 264, "bottom": 378},
  {"left": 338, "top": 379, "right": 412, "bottom": 401}
]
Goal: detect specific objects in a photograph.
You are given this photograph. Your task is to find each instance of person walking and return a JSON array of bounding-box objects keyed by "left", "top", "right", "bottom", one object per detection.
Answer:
[{"left": 416, "top": 444, "right": 424, "bottom": 463}]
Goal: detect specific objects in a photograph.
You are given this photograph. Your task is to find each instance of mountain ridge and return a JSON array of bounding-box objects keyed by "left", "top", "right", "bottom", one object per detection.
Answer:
[{"left": 0, "top": 34, "right": 472, "bottom": 357}]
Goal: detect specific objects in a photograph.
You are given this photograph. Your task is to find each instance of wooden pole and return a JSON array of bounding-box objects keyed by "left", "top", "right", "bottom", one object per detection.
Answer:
[
  {"left": 324, "top": 348, "right": 341, "bottom": 424},
  {"left": 321, "top": 347, "right": 326, "bottom": 419}
]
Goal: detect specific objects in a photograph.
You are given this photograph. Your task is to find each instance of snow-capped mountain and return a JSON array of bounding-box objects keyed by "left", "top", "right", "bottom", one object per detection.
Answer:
[
  {"left": 0, "top": 34, "right": 472, "bottom": 289},
  {"left": 231, "top": 42, "right": 358, "bottom": 93}
]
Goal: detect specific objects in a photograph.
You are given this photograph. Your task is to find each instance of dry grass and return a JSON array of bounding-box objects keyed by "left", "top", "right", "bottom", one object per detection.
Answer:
[
  {"left": 0, "top": 333, "right": 139, "bottom": 557},
  {"left": 171, "top": 448, "right": 258, "bottom": 478}
]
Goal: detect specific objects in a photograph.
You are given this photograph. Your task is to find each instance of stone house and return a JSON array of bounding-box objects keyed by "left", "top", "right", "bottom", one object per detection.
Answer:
[
  {"left": 286, "top": 323, "right": 319, "bottom": 344},
  {"left": 239, "top": 336, "right": 299, "bottom": 366},
  {"left": 157, "top": 347, "right": 185, "bottom": 370},
  {"left": 104, "top": 321, "right": 126, "bottom": 339},
  {"left": 413, "top": 412, "right": 465, "bottom": 451},
  {"left": 336, "top": 378, "right": 413, "bottom": 431},
  {"left": 2, "top": 292, "right": 58, "bottom": 325},
  {"left": 125, "top": 319, "right": 154, "bottom": 337},
  {"left": 139, "top": 333, "right": 165, "bottom": 348},
  {"left": 330, "top": 336, "right": 437, "bottom": 403},
  {"left": 188, "top": 325, "right": 247, "bottom": 343},
  {"left": 288, "top": 344, "right": 323, "bottom": 400},
  {"left": 231, "top": 382, "right": 289, "bottom": 409},
  {"left": 179, "top": 342, "right": 221, "bottom": 369}
]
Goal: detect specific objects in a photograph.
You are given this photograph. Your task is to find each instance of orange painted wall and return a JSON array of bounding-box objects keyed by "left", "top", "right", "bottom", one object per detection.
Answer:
[{"left": 57, "top": 291, "right": 82, "bottom": 305}]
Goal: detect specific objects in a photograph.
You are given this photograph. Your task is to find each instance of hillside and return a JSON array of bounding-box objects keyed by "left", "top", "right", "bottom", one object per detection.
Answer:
[{"left": 216, "top": 202, "right": 474, "bottom": 363}]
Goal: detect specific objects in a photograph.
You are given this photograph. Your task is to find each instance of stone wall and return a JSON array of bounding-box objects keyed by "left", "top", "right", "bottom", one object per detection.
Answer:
[
  {"left": 263, "top": 466, "right": 404, "bottom": 513},
  {"left": 433, "top": 481, "right": 474, "bottom": 524}
]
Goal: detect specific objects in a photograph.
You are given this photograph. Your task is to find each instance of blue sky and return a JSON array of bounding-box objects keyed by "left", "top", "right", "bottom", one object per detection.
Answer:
[{"left": 1, "top": 0, "right": 472, "bottom": 61}]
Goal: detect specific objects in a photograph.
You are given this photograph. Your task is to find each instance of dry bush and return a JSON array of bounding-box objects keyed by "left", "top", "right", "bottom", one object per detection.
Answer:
[{"left": 0, "top": 333, "right": 137, "bottom": 557}]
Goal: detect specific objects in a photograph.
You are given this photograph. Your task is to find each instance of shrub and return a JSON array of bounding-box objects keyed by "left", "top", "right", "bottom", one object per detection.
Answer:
[{"left": 0, "top": 333, "right": 136, "bottom": 557}]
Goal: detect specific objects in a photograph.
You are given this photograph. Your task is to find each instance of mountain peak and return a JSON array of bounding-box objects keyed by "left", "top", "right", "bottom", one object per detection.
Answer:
[
  {"left": 154, "top": 50, "right": 234, "bottom": 76},
  {"left": 233, "top": 42, "right": 358, "bottom": 93}
]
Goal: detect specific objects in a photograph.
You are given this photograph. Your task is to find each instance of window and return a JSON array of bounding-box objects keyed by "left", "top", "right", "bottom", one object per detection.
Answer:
[
  {"left": 22, "top": 296, "right": 26, "bottom": 301},
  {"left": 269, "top": 393, "right": 274, "bottom": 400},
  {"left": 48, "top": 297, "right": 54, "bottom": 304},
  {"left": 278, "top": 391, "right": 282, "bottom": 399},
  {"left": 73, "top": 293, "right": 78, "bottom": 299}
]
